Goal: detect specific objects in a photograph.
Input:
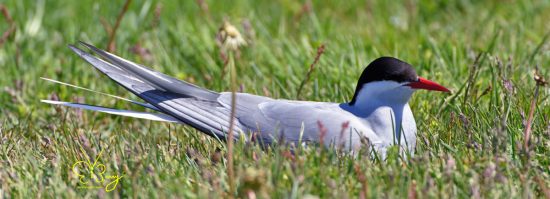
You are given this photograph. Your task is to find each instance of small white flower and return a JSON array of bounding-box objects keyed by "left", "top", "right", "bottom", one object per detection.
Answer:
[{"left": 217, "top": 21, "right": 247, "bottom": 51}]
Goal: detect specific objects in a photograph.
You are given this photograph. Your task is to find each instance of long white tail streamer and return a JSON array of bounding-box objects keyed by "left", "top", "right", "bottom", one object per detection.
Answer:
[
  {"left": 41, "top": 77, "right": 159, "bottom": 111},
  {"left": 41, "top": 100, "right": 182, "bottom": 123}
]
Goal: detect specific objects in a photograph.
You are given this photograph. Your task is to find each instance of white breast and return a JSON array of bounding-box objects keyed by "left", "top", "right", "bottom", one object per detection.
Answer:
[{"left": 360, "top": 104, "right": 417, "bottom": 153}]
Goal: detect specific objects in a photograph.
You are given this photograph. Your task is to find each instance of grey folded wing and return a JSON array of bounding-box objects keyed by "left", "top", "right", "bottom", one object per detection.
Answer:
[
  {"left": 217, "top": 93, "right": 378, "bottom": 146},
  {"left": 71, "top": 42, "right": 242, "bottom": 140}
]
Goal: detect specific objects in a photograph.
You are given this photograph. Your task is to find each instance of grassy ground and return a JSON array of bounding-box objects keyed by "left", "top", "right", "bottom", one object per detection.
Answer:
[{"left": 1, "top": 0, "right": 549, "bottom": 198}]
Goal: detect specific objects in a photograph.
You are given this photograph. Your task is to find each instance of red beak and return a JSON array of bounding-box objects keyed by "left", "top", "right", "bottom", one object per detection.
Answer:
[{"left": 406, "top": 77, "right": 450, "bottom": 92}]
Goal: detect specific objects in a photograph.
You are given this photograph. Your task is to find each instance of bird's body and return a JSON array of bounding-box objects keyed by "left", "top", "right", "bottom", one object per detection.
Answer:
[{"left": 43, "top": 42, "right": 449, "bottom": 156}]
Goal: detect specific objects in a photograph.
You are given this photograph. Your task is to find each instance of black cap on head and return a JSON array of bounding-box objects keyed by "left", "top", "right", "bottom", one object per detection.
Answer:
[{"left": 349, "top": 57, "right": 418, "bottom": 105}]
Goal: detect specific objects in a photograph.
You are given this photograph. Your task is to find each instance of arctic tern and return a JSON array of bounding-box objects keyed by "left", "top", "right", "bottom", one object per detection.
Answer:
[{"left": 43, "top": 42, "right": 450, "bottom": 155}]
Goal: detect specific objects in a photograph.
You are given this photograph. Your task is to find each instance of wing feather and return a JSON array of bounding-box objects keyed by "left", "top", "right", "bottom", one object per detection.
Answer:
[
  {"left": 68, "top": 44, "right": 239, "bottom": 140},
  {"left": 78, "top": 41, "right": 220, "bottom": 101}
]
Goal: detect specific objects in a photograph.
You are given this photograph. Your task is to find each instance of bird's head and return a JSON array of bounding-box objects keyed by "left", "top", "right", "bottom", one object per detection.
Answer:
[{"left": 349, "top": 57, "right": 450, "bottom": 107}]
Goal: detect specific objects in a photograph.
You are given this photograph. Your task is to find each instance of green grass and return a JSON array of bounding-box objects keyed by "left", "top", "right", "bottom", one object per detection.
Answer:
[{"left": 1, "top": 0, "right": 549, "bottom": 198}]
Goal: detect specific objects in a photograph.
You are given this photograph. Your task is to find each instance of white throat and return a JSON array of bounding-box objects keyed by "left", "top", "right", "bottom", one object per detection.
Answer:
[{"left": 341, "top": 81, "right": 416, "bottom": 143}]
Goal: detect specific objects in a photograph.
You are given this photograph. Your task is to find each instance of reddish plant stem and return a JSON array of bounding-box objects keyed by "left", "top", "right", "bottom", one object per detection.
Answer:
[
  {"left": 107, "top": 0, "right": 132, "bottom": 52},
  {"left": 523, "top": 85, "right": 539, "bottom": 150},
  {"left": 0, "top": 4, "right": 15, "bottom": 46},
  {"left": 99, "top": 17, "right": 112, "bottom": 35},
  {"left": 523, "top": 69, "right": 548, "bottom": 151},
  {"left": 296, "top": 44, "right": 325, "bottom": 99}
]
